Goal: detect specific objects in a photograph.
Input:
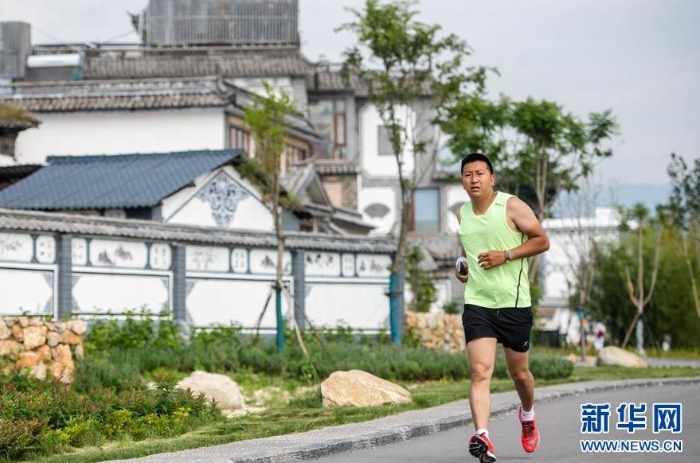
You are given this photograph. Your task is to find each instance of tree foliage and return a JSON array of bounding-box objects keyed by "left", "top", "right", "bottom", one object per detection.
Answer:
[
  {"left": 405, "top": 246, "right": 439, "bottom": 313},
  {"left": 243, "top": 82, "right": 298, "bottom": 288},
  {"left": 666, "top": 153, "right": 700, "bottom": 318},
  {"left": 443, "top": 95, "right": 618, "bottom": 220},
  {"left": 588, "top": 210, "right": 700, "bottom": 349},
  {"left": 340, "top": 0, "right": 489, "bottom": 273}
]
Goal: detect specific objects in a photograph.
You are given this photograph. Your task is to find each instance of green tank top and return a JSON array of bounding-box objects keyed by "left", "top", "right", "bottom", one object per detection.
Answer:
[{"left": 458, "top": 192, "right": 531, "bottom": 309}]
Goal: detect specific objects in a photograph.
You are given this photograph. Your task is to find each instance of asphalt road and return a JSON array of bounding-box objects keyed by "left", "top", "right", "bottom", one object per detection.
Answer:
[
  {"left": 310, "top": 383, "right": 699, "bottom": 462},
  {"left": 107, "top": 378, "right": 700, "bottom": 463}
]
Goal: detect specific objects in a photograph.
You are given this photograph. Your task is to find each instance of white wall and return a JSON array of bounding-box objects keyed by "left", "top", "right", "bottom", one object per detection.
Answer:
[
  {"left": 445, "top": 185, "right": 466, "bottom": 233},
  {"left": 186, "top": 277, "right": 288, "bottom": 331},
  {"left": 163, "top": 166, "right": 275, "bottom": 232},
  {"left": 304, "top": 280, "right": 388, "bottom": 331},
  {"left": 358, "top": 184, "right": 397, "bottom": 236},
  {"left": 542, "top": 207, "right": 622, "bottom": 304},
  {"left": 14, "top": 108, "right": 226, "bottom": 163},
  {"left": 72, "top": 272, "right": 170, "bottom": 314},
  {"left": 359, "top": 104, "right": 415, "bottom": 178}
]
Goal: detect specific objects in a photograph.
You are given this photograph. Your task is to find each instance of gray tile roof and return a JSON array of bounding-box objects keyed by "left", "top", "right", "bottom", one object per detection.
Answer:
[
  {"left": 0, "top": 208, "right": 397, "bottom": 253},
  {"left": 314, "top": 161, "right": 361, "bottom": 175},
  {"left": 83, "top": 47, "right": 312, "bottom": 80},
  {"left": 306, "top": 66, "right": 368, "bottom": 95},
  {"left": 0, "top": 149, "right": 242, "bottom": 210},
  {"left": 0, "top": 78, "right": 230, "bottom": 112},
  {"left": 306, "top": 65, "right": 433, "bottom": 98}
]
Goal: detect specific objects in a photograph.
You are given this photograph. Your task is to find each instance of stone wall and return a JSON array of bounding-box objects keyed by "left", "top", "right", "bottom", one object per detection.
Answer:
[
  {"left": 0, "top": 317, "right": 86, "bottom": 383},
  {"left": 405, "top": 311, "right": 465, "bottom": 353}
]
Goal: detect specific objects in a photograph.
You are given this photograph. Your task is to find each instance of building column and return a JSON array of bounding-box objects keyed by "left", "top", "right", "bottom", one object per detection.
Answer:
[
  {"left": 56, "top": 234, "right": 72, "bottom": 320},
  {"left": 292, "top": 250, "right": 306, "bottom": 330}
]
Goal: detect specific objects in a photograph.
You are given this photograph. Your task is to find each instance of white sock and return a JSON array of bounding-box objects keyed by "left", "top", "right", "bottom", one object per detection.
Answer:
[
  {"left": 520, "top": 408, "right": 535, "bottom": 421},
  {"left": 476, "top": 428, "right": 489, "bottom": 437}
]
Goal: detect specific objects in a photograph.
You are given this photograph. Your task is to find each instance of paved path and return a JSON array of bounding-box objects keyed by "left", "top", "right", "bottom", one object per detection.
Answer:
[
  {"left": 312, "top": 382, "right": 699, "bottom": 462},
  {"left": 106, "top": 377, "right": 700, "bottom": 463},
  {"left": 645, "top": 357, "right": 700, "bottom": 368}
]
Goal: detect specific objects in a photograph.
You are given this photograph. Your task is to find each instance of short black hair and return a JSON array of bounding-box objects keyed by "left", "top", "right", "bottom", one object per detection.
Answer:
[{"left": 460, "top": 153, "right": 493, "bottom": 174}]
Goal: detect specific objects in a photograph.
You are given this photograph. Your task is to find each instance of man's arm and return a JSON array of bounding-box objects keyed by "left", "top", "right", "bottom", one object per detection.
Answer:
[
  {"left": 476, "top": 196, "right": 550, "bottom": 269},
  {"left": 506, "top": 196, "right": 550, "bottom": 260}
]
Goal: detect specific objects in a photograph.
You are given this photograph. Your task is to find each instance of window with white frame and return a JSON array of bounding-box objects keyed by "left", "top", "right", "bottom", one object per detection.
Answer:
[{"left": 412, "top": 188, "right": 440, "bottom": 231}]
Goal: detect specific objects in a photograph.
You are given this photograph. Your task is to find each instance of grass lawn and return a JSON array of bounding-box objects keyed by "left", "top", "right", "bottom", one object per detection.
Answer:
[{"left": 30, "top": 364, "right": 700, "bottom": 463}]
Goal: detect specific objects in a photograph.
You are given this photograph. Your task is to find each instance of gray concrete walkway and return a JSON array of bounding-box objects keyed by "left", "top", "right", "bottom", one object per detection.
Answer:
[{"left": 106, "top": 376, "right": 700, "bottom": 463}]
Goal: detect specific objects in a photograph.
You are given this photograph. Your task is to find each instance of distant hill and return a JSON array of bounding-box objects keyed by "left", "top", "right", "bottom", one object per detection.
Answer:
[{"left": 606, "top": 183, "right": 673, "bottom": 210}]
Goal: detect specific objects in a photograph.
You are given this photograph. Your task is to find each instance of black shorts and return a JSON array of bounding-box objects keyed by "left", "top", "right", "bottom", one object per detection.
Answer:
[{"left": 462, "top": 304, "right": 533, "bottom": 353}]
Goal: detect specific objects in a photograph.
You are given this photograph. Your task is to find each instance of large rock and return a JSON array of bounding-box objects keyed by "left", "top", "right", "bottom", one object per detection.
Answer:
[
  {"left": 67, "top": 320, "right": 88, "bottom": 335},
  {"left": 49, "top": 344, "right": 75, "bottom": 383},
  {"left": 15, "top": 351, "right": 42, "bottom": 369},
  {"left": 596, "top": 346, "right": 647, "bottom": 368},
  {"left": 0, "top": 320, "right": 10, "bottom": 340},
  {"left": 176, "top": 371, "right": 246, "bottom": 415},
  {"left": 0, "top": 339, "right": 21, "bottom": 356},
  {"left": 320, "top": 370, "right": 412, "bottom": 407},
  {"left": 23, "top": 326, "right": 47, "bottom": 350}
]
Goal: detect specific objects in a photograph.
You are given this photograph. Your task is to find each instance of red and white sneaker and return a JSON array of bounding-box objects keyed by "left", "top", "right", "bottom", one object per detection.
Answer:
[
  {"left": 518, "top": 407, "right": 540, "bottom": 453},
  {"left": 469, "top": 432, "right": 497, "bottom": 462}
]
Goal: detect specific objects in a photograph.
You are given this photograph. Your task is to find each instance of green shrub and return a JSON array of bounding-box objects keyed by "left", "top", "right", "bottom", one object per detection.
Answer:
[
  {"left": 0, "top": 418, "right": 47, "bottom": 460},
  {"left": 529, "top": 355, "right": 575, "bottom": 379},
  {"left": 61, "top": 417, "right": 104, "bottom": 448}
]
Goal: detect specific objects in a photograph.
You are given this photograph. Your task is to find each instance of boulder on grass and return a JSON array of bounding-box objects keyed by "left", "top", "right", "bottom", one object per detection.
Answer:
[
  {"left": 596, "top": 346, "right": 647, "bottom": 368},
  {"left": 176, "top": 371, "right": 246, "bottom": 415},
  {"left": 320, "top": 370, "right": 412, "bottom": 407}
]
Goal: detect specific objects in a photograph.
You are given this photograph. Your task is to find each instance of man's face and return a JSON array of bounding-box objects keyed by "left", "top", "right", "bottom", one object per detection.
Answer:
[{"left": 462, "top": 161, "right": 495, "bottom": 199}]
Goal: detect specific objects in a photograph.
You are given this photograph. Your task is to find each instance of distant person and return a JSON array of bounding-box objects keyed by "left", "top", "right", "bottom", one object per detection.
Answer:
[
  {"left": 662, "top": 334, "right": 672, "bottom": 352},
  {"left": 593, "top": 321, "right": 607, "bottom": 351},
  {"left": 454, "top": 153, "right": 550, "bottom": 462}
]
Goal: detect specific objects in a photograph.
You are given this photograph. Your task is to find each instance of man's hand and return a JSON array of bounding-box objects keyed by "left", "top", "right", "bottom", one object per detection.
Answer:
[
  {"left": 454, "top": 256, "right": 469, "bottom": 283},
  {"left": 477, "top": 251, "right": 507, "bottom": 270}
]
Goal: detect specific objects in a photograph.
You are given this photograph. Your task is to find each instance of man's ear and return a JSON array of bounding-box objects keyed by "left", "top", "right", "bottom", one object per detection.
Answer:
[{"left": 491, "top": 174, "right": 496, "bottom": 186}]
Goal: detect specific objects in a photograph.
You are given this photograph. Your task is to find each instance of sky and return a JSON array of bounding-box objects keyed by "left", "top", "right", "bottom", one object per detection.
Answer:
[{"left": 1, "top": 0, "right": 698, "bottom": 203}]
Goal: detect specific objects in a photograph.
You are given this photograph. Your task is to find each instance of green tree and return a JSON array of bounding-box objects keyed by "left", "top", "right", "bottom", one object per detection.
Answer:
[
  {"left": 589, "top": 241, "right": 633, "bottom": 345},
  {"left": 405, "top": 246, "right": 438, "bottom": 313},
  {"left": 445, "top": 97, "right": 617, "bottom": 221},
  {"left": 645, "top": 225, "right": 700, "bottom": 349},
  {"left": 441, "top": 94, "right": 617, "bottom": 286},
  {"left": 619, "top": 204, "right": 663, "bottom": 354},
  {"left": 339, "top": 0, "right": 488, "bottom": 340},
  {"left": 590, "top": 220, "right": 700, "bottom": 349},
  {"left": 666, "top": 153, "right": 700, "bottom": 318},
  {"left": 243, "top": 82, "right": 298, "bottom": 352}
]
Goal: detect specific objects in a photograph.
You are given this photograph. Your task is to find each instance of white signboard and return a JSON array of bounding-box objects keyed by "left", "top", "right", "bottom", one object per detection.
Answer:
[
  {"left": 249, "top": 249, "right": 292, "bottom": 275},
  {"left": 35, "top": 235, "right": 56, "bottom": 264},
  {"left": 231, "top": 248, "right": 249, "bottom": 273},
  {"left": 186, "top": 245, "right": 230, "bottom": 272},
  {"left": 72, "top": 238, "right": 88, "bottom": 266},
  {"left": 0, "top": 233, "right": 33, "bottom": 263},
  {"left": 149, "top": 243, "right": 172, "bottom": 270},
  {"left": 355, "top": 254, "right": 391, "bottom": 278},
  {"left": 90, "top": 239, "right": 148, "bottom": 268},
  {"left": 304, "top": 252, "right": 341, "bottom": 277}
]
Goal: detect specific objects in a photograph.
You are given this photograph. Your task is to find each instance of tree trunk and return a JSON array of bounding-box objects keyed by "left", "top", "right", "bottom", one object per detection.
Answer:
[{"left": 273, "top": 180, "right": 286, "bottom": 353}]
